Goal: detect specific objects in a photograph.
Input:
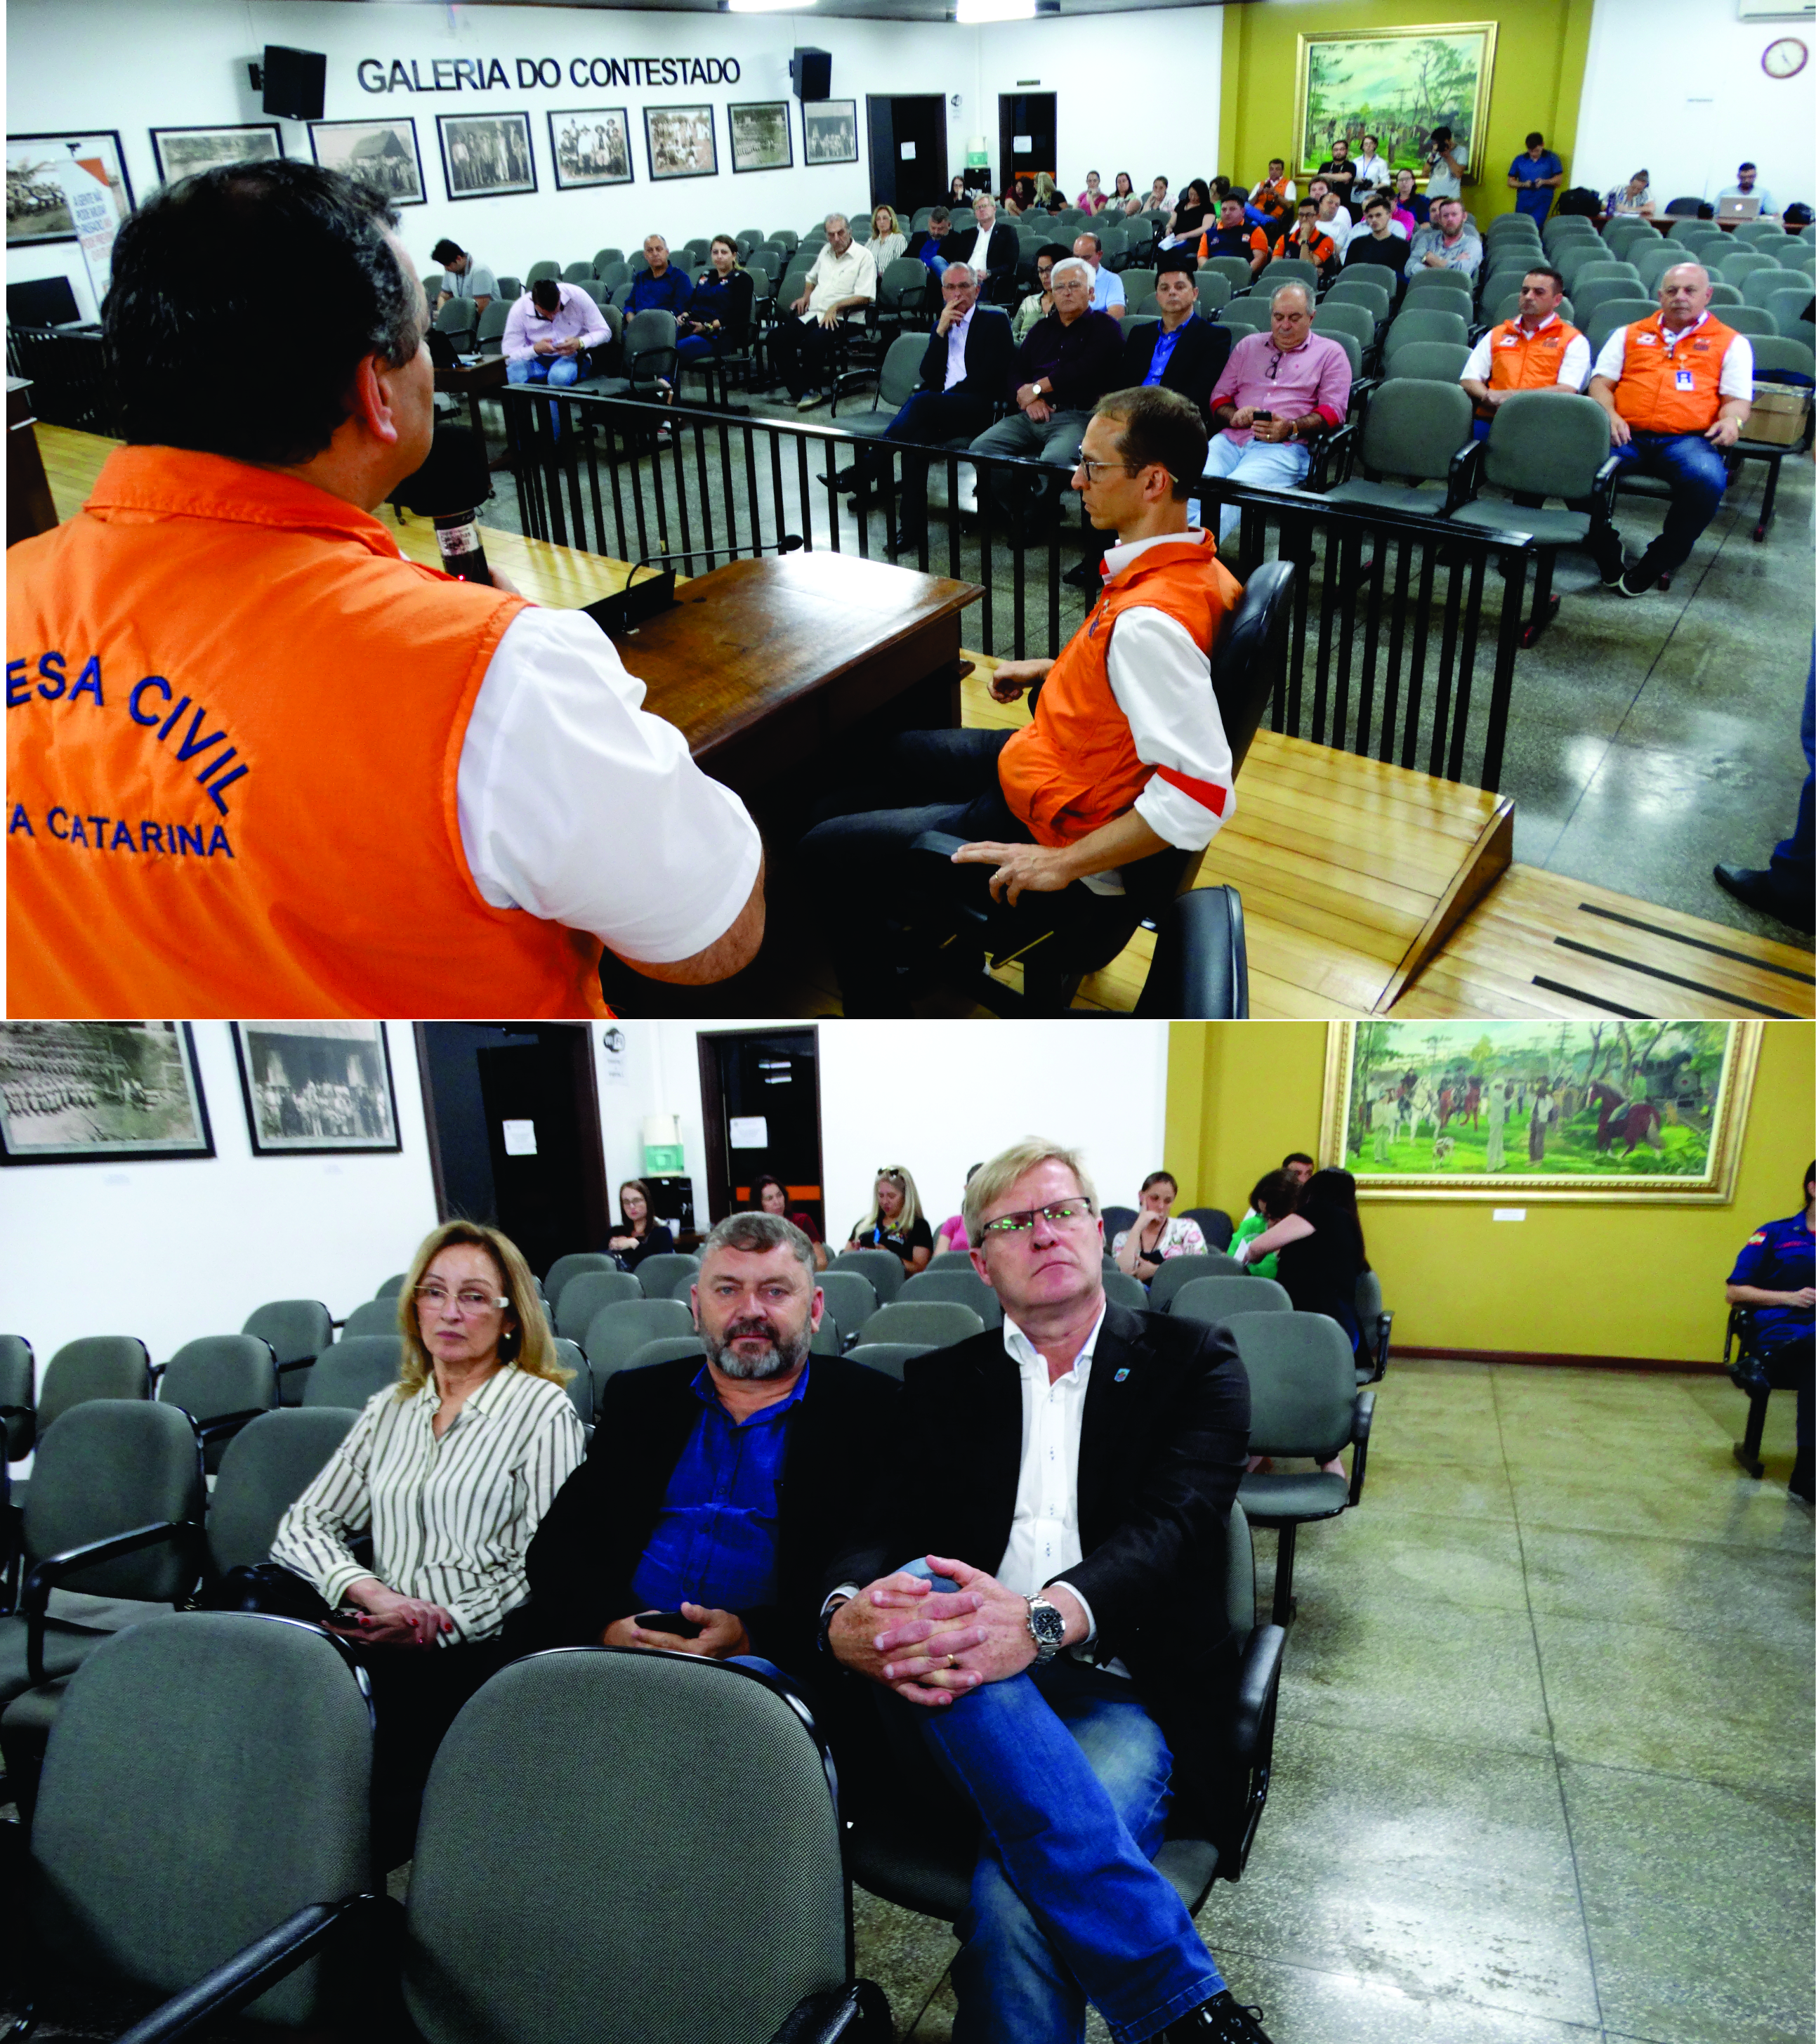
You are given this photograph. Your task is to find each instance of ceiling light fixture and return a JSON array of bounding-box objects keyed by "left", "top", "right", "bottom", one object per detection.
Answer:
[
  {"left": 954, "top": 0, "right": 1041, "bottom": 21},
  {"left": 721, "top": 0, "right": 817, "bottom": 13}
]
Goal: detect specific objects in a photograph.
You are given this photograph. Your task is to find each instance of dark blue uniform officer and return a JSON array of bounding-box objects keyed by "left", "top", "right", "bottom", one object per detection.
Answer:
[{"left": 1727, "top": 1161, "right": 1815, "bottom": 1502}]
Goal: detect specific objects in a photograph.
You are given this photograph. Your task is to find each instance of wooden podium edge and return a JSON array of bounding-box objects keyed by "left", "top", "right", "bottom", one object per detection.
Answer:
[{"left": 1375, "top": 796, "right": 1515, "bottom": 1013}]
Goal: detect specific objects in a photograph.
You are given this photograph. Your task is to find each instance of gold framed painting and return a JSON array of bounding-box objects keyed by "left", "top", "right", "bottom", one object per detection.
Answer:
[
  {"left": 1319, "top": 1020, "right": 1761, "bottom": 1203},
  {"left": 1294, "top": 22, "right": 1498, "bottom": 185}
]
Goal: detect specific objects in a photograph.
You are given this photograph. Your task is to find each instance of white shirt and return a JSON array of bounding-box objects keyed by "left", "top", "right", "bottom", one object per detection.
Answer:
[
  {"left": 997, "top": 1302, "right": 1107, "bottom": 1602},
  {"left": 801, "top": 240, "right": 878, "bottom": 323},
  {"left": 1591, "top": 311, "right": 1754, "bottom": 401},
  {"left": 1426, "top": 145, "right": 1467, "bottom": 201},
  {"left": 1353, "top": 153, "right": 1391, "bottom": 194},
  {"left": 456, "top": 605, "right": 765, "bottom": 967},
  {"left": 1084, "top": 528, "right": 1238, "bottom": 894},
  {"left": 1319, "top": 207, "right": 1354, "bottom": 255},
  {"left": 1461, "top": 311, "right": 1592, "bottom": 391},
  {"left": 943, "top": 303, "right": 976, "bottom": 391}
]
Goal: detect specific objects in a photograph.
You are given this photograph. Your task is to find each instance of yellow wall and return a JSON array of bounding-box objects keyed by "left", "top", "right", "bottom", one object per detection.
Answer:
[
  {"left": 1164, "top": 1021, "right": 1816, "bottom": 1364},
  {"left": 1218, "top": 0, "right": 1597, "bottom": 228}
]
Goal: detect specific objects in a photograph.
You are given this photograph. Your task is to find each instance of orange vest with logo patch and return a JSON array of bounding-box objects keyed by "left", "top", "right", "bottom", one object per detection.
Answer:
[
  {"left": 1612, "top": 313, "right": 1741, "bottom": 434},
  {"left": 996, "top": 535, "right": 1242, "bottom": 846},
  {"left": 1479, "top": 316, "right": 1585, "bottom": 414},
  {"left": 7, "top": 445, "right": 610, "bottom": 1018}
]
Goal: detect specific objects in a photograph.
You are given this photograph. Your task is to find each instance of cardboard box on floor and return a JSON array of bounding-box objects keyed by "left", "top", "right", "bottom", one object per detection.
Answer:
[{"left": 1744, "top": 385, "right": 1811, "bottom": 447}]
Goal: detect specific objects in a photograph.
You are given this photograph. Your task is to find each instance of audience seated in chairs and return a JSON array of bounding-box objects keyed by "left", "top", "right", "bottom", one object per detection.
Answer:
[
  {"left": 868, "top": 204, "right": 907, "bottom": 270},
  {"left": 1229, "top": 1167, "right": 1298, "bottom": 1280},
  {"left": 1112, "top": 1168, "right": 1210, "bottom": 1281},
  {"left": 1271, "top": 199, "right": 1337, "bottom": 281},
  {"left": 1586, "top": 261, "right": 1754, "bottom": 596},
  {"left": 751, "top": 1172, "right": 830, "bottom": 1269},
  {"left": 969, "top": 256, "right": 1123, "bottom": 542},
  {"left": 1605, "top": 169, "right": 1657, "bottom": 220},
  {"left": 934, "top": 1162, "right": 986, "bottom": 1254},
  {"left": 1246, "top": 159, "right": 1296, "bottom": 231},
  {"left": 846, "top": 1166, "right": 935, "bottom": 1276},
  {"left": 1072, "top": 231, "right": 1126, "bottom": 321},
  {"left": 1460, "top": 263, "right": 1591, "bottom": 438},
  {"left": 625, "top": 232, "right": 693, "bottom": 317},
  {"left": 609, "top": 1177, "right": 676, "bottom": 1271},
  {"left": 236, "top": 1219, "right": 584, "bottom": 1859},
  {"left": 822, "top": 1137, "right": 1277, "bottom": 2044},
  {"left": 675, "top": 233, "right": 754, "bottom": 383},
  {"left": 909, "top": 206, "right": 956, "bottom": 277},
  {"left": 1013, "top": 244, "right": 1072, "bottom": 343},
  {"left": 796, "top": 388, "right": 1239, "bottom": 1014},
  {"left": 1343, "top": 195, "right": 1412, "bottom": 289},
  {"left": 503, "top": 273, "right": 608, "bottom": 391},
  {"left": 948, "top": 192, "right": 1020, "bottom": 306},
  {"left": 1724, "top": 1159, "right": 1815, "bottom": 1502},
  {"left": 1408, "top": 198, "right": 1482, "bottom": 279},
  {"left": 771, "top": 212, "right": 879, "bottom": 411},
  {"left": 1202, "top": 281, "right": 1351, "bottom": 550},
  {"left": 431, "top": 238, "right": 495, "bottom": 315},
  {"left": 1197, "top": 197, "right": 1270, "bottom": 279}
]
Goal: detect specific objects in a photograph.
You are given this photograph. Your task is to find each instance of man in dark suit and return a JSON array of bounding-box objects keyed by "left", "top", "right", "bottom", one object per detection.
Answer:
[
  {"left": 517, "top": 1211, "right": 895, "bottom": 1731},
  {"left": 828, "top": 262, "right": 1015, "bottom": 553},
  {"left": 824, "top": 1139, "right": 1272, "bottom": 2044},
  {"left": 949, "top": 191, "right": 1020, "bottom": 306}
]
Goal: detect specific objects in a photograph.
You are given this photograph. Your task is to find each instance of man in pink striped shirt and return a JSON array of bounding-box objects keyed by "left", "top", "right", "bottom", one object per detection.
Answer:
[{"left": 502, "top": 275, "right": 610, "bottom": 388}]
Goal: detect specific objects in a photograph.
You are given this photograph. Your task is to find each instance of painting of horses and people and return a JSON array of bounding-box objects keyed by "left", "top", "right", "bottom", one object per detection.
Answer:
[{"left": 1322, "top": 1021, "right": 1758, "bottom": 1200}]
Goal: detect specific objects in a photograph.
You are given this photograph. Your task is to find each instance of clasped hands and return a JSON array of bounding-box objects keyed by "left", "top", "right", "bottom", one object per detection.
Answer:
[
  {"left": 828, "top": 1557, "right": 1079, "bottom": 1708},
  {"left": 327, "top": 1579, "right": 455, "bottom": 1649},
  {"left": 602, "top": 1603, "right": 753, "bottom": 1659}
]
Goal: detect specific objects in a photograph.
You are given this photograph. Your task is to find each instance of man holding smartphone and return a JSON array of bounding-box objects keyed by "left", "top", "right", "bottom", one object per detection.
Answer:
[{"left": 518, "top": 1212, "right": 896, "bottom": 1699}]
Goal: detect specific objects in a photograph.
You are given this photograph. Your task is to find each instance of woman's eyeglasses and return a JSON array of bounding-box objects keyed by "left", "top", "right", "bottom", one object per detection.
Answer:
[{"left": 414, "top": 1284, "right": 508, "bottom": 1315}]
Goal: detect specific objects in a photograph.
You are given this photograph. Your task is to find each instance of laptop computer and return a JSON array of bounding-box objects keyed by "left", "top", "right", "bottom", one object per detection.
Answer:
[
  {"left": 1717, "top": 195, "right": 1763, "bottom": 222},
  {"left": 6, "top": 275, "right": 94, "bottom": 330}
]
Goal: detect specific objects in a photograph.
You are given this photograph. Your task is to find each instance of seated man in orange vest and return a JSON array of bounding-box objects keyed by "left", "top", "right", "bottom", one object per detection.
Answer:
[
  {"left": 1586, "top": 261, "right": 1754, "bottom": 596},
  {"left": 1459, "top": 262, "right": 1590, "bottom": 439},
  {"left": 6, "top": 160, "right": 765, "bottom": 1019},
  {"left": 796, "top": 386, "right": 1241, "bottom": 1013}
]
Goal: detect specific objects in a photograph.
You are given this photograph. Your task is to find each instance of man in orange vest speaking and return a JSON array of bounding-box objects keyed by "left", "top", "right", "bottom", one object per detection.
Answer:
[
  {"left": 1459, "top": 263, "right": 1590, "bottom": 438},
  {"left": 1586, "top": 261, "right": 1754, "bottom": 597},
  {"left": 796, "top": 386, "right": 1240, "bottom": 1011},
  {"left": 7, "top": 161, "right": 764, "bottom": 1019}
]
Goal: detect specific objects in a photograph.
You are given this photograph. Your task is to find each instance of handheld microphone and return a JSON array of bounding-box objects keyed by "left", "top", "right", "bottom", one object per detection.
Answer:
[
  {"left": 584, "top": 532, "right": 805, "bottom": 637},
  {"left": 394, "top": 426, "right": 496, "bottom": 585}
]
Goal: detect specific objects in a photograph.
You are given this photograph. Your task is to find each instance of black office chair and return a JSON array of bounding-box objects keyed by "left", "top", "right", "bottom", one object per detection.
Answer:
[
  {"left": 897, "top": 561, "right": 1294, "bottom": 1015},
  {"left": 1723, "top": 1306, "right": 1791, "bottom": 1478}
]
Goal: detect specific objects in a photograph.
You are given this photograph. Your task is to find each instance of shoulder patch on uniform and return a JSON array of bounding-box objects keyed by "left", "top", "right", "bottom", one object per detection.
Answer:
[{"left": 1746, "top": 1231, "right": 1768, "bottom": 1245}]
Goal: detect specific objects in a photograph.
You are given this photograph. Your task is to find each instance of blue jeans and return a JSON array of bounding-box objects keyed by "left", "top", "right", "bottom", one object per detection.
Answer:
[
  {"left": 1608, "top": 430, "right": 1731, "bottom": 572},
  {"left": 506, "top": 353, "right": 585, "bottom": 388},
  {"left": 904, "top": 1564, "right": 1224, "bottom": 2044},
  {"left": 1202, "top": 431, "right": 1312, "bottom": 546}
]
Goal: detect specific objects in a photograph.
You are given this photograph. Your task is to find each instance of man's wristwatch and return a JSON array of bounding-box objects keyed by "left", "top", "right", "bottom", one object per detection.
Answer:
[{"left": 1025, "top": 1594, "right": 1067, "bottom": 1665}]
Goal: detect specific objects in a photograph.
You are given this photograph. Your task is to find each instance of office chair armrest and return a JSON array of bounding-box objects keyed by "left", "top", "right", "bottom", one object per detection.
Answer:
[
  {"left": 1348, "top": 1388, "right": 1376, "bottom": 1507},
  {"left": 1307, "top": 419, "right": 1355, "bottom": 490},
  {"left": 1373, "top": 1308, "right": 1394, "bottom": 1377},
  {"left": 1232, "top": 1620, "right": 1286, "bottom": 1762},
  {"left": 769, "top": 1979, "right": 893, "bottom": 2043},
  {"left": 113, "top": 1894, "right": 395, "bottom": 2044},
  {"left": 194, "top": 1409, "right": 269, "bottom": 1446},
  {"left": 1590, "top": 450, "right": 1623, "bottom": 523},
  {"left": 275, "top": 1356, "right": 319, "bottom": 1378},
  {"left": 22, "top": 1520, "right": 204, "bottom": 1686},
  {"left": 1444, "top": 435, "right": 1486, "bottom": 514}
]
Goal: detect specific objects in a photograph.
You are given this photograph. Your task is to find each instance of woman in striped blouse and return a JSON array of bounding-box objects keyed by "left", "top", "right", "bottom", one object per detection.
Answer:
[{"left": 270, "top": 1218, "right": 584, "bottom": 1852}]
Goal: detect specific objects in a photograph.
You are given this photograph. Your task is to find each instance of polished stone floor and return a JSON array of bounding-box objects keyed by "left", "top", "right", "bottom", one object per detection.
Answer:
[
  {"left": 849, "top": 1360, "right": 1815, "bottom": 2044},
  {"left": 461, "top": 391, "right": 1812, "bottom": 952}
]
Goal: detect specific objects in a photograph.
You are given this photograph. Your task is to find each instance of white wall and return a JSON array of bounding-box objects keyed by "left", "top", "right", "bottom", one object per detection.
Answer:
[
  {"left": 8, "top": 0, "right": 1232, "bottom": 322},
  {"left": 0, "top": 1022, "right": 440, "bottom": 1380},
  {"left": 589, "top": 1018, "right": 1171, "bottom": 1243},
  {"left": 1576, "top": 0, "right": 1815, "bottom": 209}
]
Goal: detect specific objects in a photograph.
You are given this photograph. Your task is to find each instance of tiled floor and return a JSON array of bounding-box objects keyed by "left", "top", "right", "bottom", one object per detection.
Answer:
[{"left": 849, "top": 1361, "right": 1815, "bottom": 2044}]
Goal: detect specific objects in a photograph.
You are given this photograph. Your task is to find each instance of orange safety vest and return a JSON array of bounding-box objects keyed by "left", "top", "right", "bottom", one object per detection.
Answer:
[
  {"left": 1612, "top": 312, "right": 1741, "bottom": 435},
  {"left": 1476, "top": 315, "right": 1586, "bottom": 415},
  {"left": 996, "top": 535, "right": 1242, "bottom": 846},
  {"left": 7, "top": 445, "right": 611, "bottom": 1019}
]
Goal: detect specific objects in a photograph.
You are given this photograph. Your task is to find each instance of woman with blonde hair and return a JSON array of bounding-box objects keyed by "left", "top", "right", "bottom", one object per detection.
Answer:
[
  {"left": 869, "top": 202, "right": 907, "bottom": 269},
  {"left": 845, "top": 1164, "right": 934, "bottom": 1276},
  {"left": 263, "top": 1217, "right": 584, "bottom": 1855},
  {"left": 1034, "top": 170, "right": 1065, "bottom": 210}
]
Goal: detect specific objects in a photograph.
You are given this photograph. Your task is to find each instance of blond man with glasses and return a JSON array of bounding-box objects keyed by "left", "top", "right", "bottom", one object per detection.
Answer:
[{"left": 822, "top": 1138, "right": 1275, "bottom": 2044}]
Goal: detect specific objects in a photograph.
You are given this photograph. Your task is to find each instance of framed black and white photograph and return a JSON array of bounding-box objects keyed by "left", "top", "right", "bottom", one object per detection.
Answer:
[
  {"left": 232, "top": 1021, "right": 401, "bottom": 1157},
  {"left": 0, "top": 1022, "right": 213, "bottom": 1165},
  {"left": 309, "top": 117, "right": 426, "bottom": 206},
  {"left": 644, "top": 103, "right": 718, "bottom": 182},
  {"left": 801, "top": 100, "right": 858, "bottom": 168},
  {"left": 729, "top": 100, "right": 792, "bottom": 176},
  {"left": 437, "top": 112, "right": 537, "bottom": 201},
  {"left": 7, "top": 130, "right": 133, "bottom": 247},
  {"left": 549, "top": 107, "right": 633, "bottom": 190},
  {"left": 150, "top": 122, "right": 282, "bottom": 188}
]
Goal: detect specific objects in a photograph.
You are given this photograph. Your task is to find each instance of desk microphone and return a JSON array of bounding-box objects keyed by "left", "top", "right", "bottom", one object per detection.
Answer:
[
  {"left": 586, "top": 532, "right": 804, "bottom": 636},
  {"left": 394, "top": 426, "right": 495, "bottom": 585}
]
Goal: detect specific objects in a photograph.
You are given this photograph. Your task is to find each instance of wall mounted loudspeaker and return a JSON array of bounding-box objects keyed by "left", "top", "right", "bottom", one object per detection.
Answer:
[
  {"left": 261, "top": 45, "right": 327, "bottom": 122},
  {"left": 791, "top": 48, "right": 832, "bottom": 103}
]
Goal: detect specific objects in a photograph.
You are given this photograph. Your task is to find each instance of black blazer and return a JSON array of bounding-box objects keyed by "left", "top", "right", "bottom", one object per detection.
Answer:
[
  {"left": 518, "top": 1353, "right": 899, "bottom": 1689},
  {"left": 949, "top": 222, "right": 1021, "bottom": 300},
  {"left": 834, "top": 1301, "right": 1251, "bottom": 1826},
  {"left": 917, "top": 306, "right": 1016, "bottom": 405},
  {"left": 1119, "top": 315, "right": 1232, "bottom": 424}
]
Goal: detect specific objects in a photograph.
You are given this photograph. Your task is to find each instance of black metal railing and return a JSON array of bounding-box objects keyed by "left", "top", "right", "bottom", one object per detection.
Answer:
[{"left": 494, "top": 386, "right": 1541, "bottom": 792}]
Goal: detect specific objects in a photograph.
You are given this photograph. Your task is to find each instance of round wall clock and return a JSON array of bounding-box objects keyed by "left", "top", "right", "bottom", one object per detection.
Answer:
[{"left": 1763, "top": 37, "right": 1807, "bottom": 79}]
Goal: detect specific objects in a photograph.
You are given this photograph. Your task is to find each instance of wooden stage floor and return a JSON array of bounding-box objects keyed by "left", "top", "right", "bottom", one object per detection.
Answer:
[{"left": 33, "top": 426, "right": 1812, "bottom": 1021}]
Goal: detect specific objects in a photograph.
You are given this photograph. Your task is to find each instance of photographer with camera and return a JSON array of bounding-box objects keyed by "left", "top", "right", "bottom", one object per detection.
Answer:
[{"left": 1425, "top": 125, "right": 1467, "bottom": 204}]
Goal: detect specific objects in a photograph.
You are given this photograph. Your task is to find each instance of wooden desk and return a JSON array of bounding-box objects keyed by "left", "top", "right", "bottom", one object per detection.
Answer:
[
  {"left": 434, "top": 354, "right": 507, "bottom": 443},
  {"left": 608, "top": 549, "right": 982, "bottom": 792}
]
